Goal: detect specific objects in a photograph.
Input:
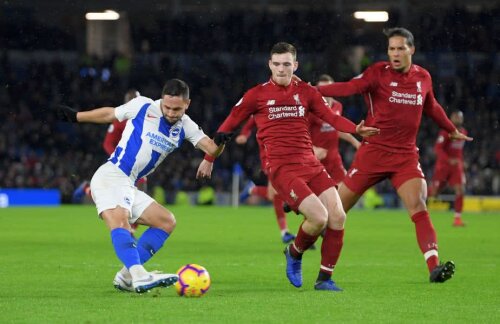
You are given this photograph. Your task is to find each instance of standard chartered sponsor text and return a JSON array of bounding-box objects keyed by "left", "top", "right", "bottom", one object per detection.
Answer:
[
  {"left": 389, "top": 91, "right": 420, "bottom": 105},
  {"left": 268, "top": 105, "right": 299, "bottom": 119}
]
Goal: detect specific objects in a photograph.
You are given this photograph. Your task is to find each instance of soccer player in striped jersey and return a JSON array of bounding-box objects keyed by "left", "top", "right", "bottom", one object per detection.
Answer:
[{"left": 57, "top": 79, "right": 227, "bottom": 293}]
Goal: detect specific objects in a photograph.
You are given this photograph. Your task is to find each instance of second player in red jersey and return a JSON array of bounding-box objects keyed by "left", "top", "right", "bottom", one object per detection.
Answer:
[
  {"left": 309, "top": 74, "right": 360, "bottom": 185},
  {"left": 429, "top": 110, "right": 468, "bottom": 226},
  {"left": 318, "top": 27, "right": 472, "bottom": 283}
]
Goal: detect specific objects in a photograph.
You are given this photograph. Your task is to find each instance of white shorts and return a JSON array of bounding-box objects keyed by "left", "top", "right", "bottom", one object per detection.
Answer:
[{"left": 90, "top": 162, "right": 155, "bottom": 224}]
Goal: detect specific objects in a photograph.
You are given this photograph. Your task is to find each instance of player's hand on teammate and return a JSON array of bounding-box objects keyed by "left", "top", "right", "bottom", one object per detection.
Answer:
[
  {"left": 449, "top": 129, "right": 473, "bottom": 141},
  {"left": 196, "top": 159, "right": 214, "bottom": 179},
  {"left": 214, "top": 132, "right": 234, "bottom": 146},
  {"left": 56, "top": 104, "right": 78, "bottom": 123},
  {"left": 355, "top": 120, "right": 380, "bottom": 137}
]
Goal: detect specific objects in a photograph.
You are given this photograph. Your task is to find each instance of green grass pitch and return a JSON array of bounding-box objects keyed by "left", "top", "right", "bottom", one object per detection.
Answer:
[{"left": 1, "top": 206, "right": 499, "bottom": 323}]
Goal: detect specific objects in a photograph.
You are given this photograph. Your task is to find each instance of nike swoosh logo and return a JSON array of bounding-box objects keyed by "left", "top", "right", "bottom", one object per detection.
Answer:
[{"left": 147, "top": 114, "right": 158, "bottom": 118}]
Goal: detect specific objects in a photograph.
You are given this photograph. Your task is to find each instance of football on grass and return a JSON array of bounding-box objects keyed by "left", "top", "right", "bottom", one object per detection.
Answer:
[{"left": 175, "top": 264, "right": 211, "bottom": 297}]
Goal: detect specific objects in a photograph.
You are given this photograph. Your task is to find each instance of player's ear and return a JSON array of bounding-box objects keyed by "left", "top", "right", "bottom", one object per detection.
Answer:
[
  {"left": 184, "top": 98, "right": 191, "bottom": 109},
  {"left": 410, "top": 46, "right": 415, "bottom": 55},
  {"left": 293, "top": 61, "right": 299, "bottom": 72}
]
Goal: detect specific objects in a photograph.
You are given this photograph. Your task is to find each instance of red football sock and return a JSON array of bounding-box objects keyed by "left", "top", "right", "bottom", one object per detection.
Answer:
[
  {"left": 320, "top": 228, "right": 344, "bottom": 276},
  {"left": 273, "top": 196, "right": 288, "bottom": 232},
  {"left": 290, "top": 223, "right": 319, "bottom": 258},
  {"left": 454, "top": 194, "right": 464, "bottom": 214},
  {"left": 250, "top": 186, "right": 268, "bottom": 199},
  {"left": 411, "top": 211, "right": 439, "bottom": 272}
]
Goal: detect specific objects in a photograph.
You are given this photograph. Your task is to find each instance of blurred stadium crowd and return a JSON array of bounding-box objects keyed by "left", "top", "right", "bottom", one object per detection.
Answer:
[{"left": 1, "top": 6, "right": 499, "bottom": 202}]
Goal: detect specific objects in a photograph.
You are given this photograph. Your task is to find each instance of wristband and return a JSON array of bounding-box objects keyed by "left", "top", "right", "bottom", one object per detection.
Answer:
[{"left": 204, "top": 154, "right": 215, "bottom": 162}]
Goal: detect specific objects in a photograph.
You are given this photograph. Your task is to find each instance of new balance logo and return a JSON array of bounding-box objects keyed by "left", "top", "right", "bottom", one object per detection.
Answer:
[
  {"left": 390, "top": 82, "right": 398, "bottom": 87},
  {"left": 348, "top": 168, "right": 358, "bottom": 177},
  {"left": 267, "top": 100, "right": 275, "bottom": 105}
]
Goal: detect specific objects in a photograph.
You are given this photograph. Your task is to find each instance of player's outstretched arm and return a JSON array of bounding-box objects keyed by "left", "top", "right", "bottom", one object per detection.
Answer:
[
  {"left": 449, "top": 129, "right": 473, "bottom": 141},
  {"left": 56, "top": 105, "right": 116, "bottom": 124},
  {"left": 197, "top": 135, "right": 226, "bottom": 158},
  {"left": 195, "top": 132, "right": 234, "bottom": 179},
  {"left": 355, "top": 120, "right": 380, "bottom": 137}
]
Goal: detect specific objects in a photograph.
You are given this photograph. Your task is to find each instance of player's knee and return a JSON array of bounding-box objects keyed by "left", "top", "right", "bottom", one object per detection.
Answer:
[
  {"left": 329, "top": 209, "right": 346, "bottom": 228},
  {"left": 308, "top": 210, "right": 328, "bottom": 230},
  {"left": 407, "top": 198, "right": 427, "bottom": 216},
  {"left": 101, "top": 207, "right": 130, "bottom": 230},
  {"left": 161, "top": 211, "right": 176, "bottom": 232}
]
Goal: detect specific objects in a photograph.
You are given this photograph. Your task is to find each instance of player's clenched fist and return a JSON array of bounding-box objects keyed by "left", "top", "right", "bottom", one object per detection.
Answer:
[
  {"left": 56, "top": 104, "right": 78, "bottom": 123},
  {"left": 355, "top": 120, "right": 380, "bottom": 137},
  {"left": 213, "top": 132, "right": 233, "bottom": 146}
]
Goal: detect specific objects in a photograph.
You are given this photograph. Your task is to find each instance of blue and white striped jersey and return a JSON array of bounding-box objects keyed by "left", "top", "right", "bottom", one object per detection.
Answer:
[{"left": 108, "top": 96, "right": 206, "bottom": 183}]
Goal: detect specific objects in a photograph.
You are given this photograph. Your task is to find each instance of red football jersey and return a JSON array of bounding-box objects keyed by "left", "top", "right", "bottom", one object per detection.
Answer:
[
  {"left": 435, "top": 127, "right": 467, "bottom": 162},
  {"left": 309, "top": 100, "right": 343, "bottom": 154},
  {"left": 319, "top": 62, "right": 456, "bottom": 153},
  {"left": 103, "top": 119, "right": 127, "bottom": 155},
  {"left": 218, "top": 79, "right": 357, "bottom": 169}
]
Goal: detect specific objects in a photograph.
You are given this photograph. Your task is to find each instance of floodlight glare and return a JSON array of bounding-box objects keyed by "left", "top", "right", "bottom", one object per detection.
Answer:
[
  {"left": 85, "top": 10, "right": 120, "bottom": 21},
  {"left": 354, "top": 11, "right": 389, "bottom": 22}
]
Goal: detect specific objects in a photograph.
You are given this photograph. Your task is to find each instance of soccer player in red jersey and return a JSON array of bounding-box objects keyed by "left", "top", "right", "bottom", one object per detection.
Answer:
[
  {"left": 236, "top": 116, "right": 296, "bottom": 244},
  {"left": 429, "top": 110, "right": 468, "bottom": 227},
  {"left": 318, "top": 27, "right": 473, "bottom": 283},
  {"left": 310, "top": 74, "right": 360, "bottom": 185},
  {"left": 197, "top": 42, "right": 379, "bottom": 291}
]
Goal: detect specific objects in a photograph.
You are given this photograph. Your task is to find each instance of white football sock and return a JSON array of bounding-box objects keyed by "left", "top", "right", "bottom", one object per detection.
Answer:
[
  {"left": 129, "top": 265, "right": 149, "bottom": 280},
  {"left": 119, "top": 266, "right": 132, "bottom": 280}
]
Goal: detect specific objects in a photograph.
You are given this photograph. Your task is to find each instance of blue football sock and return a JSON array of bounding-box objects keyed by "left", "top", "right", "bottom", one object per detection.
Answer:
[
  {"left": 110, "top": 228, "right": 141, "bottom": 269},
  {"left": 137, "top": 227, "right": 170, "bottom": 264}
]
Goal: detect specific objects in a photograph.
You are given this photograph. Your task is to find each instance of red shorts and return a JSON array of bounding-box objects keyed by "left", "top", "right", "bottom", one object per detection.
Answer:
[
  {"left": 343, "top": 144, "right": 425, "bottom": 195},
  {"left": 269, "top": 161, "right": 336, "bottom": 211},
  {"left": 431, "top": 162, "right": 465, "bottom": 188},
  {"left": 321, "top": 153, "right": 347, "bottom": 186}
]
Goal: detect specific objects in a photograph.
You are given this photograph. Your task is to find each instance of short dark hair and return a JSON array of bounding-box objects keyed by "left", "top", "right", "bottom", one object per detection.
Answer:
[
  {"left": 270, "top": 42, "right": 297, "bottom": 60},
  {"left": 383, "top": 27, "right": 415, "bottom": 47},
  {"left": 161, "top": 79, "right": 190, "bottom": 99},
  {"left": 317, "top": 74, "right": 334, "bottom": 83}
]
